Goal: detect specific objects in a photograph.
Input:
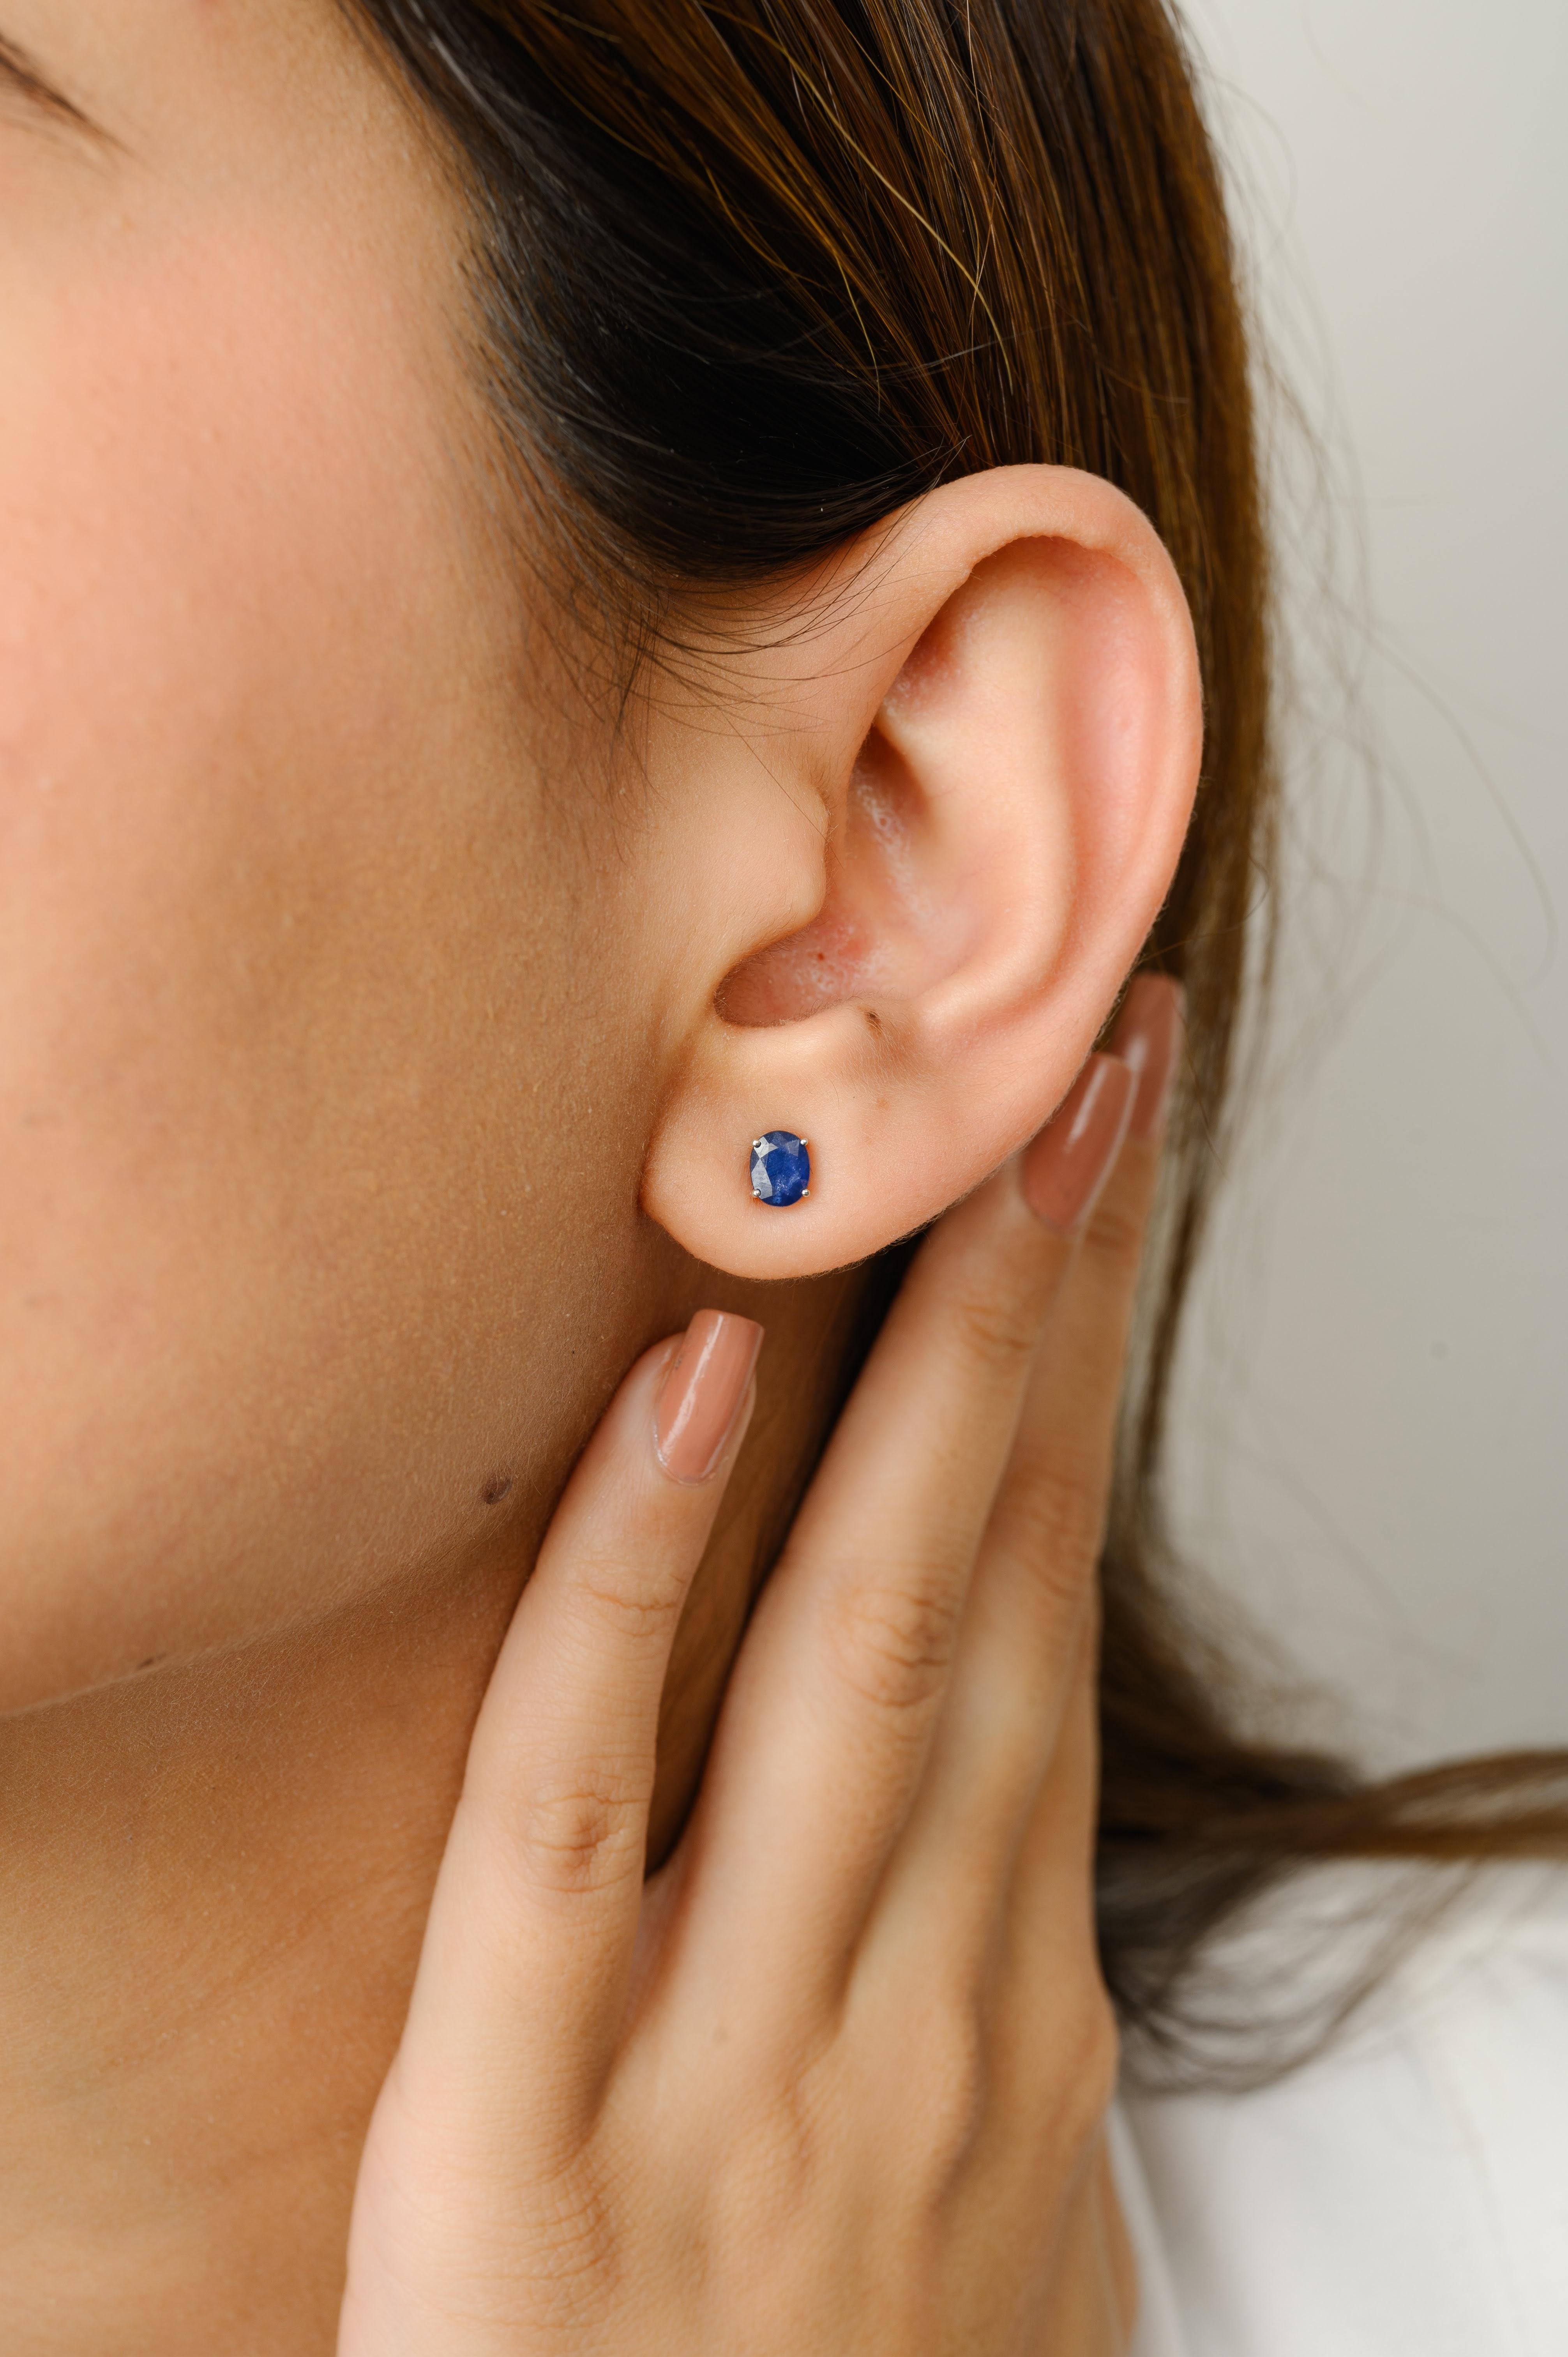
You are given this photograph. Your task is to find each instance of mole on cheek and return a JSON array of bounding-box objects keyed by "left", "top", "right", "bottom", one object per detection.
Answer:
[{"left": 480, "top": 1476, "right": 514, "bottom": 1506}]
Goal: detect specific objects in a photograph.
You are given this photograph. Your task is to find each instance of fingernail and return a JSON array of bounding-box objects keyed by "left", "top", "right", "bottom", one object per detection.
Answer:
[
  {"left": 1022, "top": 1054, "right": 1137, "bottom": 1235},
  {"left": 1110, "top": 973, "right": 1185, "bottom": 1143},
  {"left": 653, "top": 1309, "right": 764, "bottom": 1484}
]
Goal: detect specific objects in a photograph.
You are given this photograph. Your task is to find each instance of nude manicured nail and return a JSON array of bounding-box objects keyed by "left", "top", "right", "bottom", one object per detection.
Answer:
[
  {"left": 653, "top": 1309, "right": 764, "bottom": 1484},
  {"left": 1022, "top": 1054, "right": 1137, "bottom": 1235},
  {"left": 1110, "top": 972, "right": 1185, "bottom": 1143}
]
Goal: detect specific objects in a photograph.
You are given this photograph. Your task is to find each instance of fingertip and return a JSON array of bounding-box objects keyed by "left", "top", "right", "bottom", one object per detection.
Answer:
[
  {"left": 1021, "top": 1054, "right": 1136, "bottom": 1236},
  {"left": 1110, "top": 972, "right": 1185, "bottom": 1143},
  {"left": 653, "top": 1310, "right": 765, "bottom": 1485}
]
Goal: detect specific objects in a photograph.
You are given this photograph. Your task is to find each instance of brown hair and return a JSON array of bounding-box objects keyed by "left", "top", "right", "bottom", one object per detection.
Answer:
[{"left": 348, "top": 0, "right": 1568, "bottom": 2081}]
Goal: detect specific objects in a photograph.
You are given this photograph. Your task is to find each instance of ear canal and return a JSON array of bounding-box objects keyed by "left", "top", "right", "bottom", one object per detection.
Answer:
[{"left": 718, "top": 741, "right": 936, "bottom": 1027}]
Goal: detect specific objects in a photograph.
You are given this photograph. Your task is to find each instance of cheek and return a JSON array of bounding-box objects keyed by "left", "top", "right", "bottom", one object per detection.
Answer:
[
  {"left": 0, "top": 216, "right": 657, "bottom": 1702},
  {"left": 0, "top": 199, "right": 452, "bottom": 979}
]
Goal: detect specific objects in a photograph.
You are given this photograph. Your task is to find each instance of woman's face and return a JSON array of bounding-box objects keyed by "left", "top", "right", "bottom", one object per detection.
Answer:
[{"left": 0, "top": 2, "right": 692, "bottom": 1710}]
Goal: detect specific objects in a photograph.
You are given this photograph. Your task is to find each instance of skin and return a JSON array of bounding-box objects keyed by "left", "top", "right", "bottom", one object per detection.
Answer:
[
  {"left": 340, "top": 1059, "right": 1168, "bottom": 2354},
  {"left": 0, "top": 6, "right": 1200, "bottom": 2348}
]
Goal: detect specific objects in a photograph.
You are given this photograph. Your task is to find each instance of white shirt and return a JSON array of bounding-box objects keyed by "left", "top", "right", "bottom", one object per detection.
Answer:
[{"left": 1113, "top": 1864, "right": 1568, "bottom": 2356}]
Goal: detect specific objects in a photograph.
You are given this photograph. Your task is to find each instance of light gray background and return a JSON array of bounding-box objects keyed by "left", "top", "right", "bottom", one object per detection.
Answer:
[{"left": 1164, "top": 0, "right": 1566, "bottom": 1769}]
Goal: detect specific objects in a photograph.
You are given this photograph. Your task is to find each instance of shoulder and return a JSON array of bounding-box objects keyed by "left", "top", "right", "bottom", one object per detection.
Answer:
[{"left": 1114, "top": 1862, "right": 1568, "bottom": 2357}]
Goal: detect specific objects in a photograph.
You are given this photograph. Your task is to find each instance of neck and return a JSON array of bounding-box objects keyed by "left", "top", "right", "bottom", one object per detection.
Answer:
[{"left": 0, "top": 1269, "right": 867, "bottom": 2354}]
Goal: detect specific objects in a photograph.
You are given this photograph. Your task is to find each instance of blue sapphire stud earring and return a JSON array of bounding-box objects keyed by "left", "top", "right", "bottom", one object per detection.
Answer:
[{"left": 750, "top": 1130, "right": 811, "bottom": 1207}]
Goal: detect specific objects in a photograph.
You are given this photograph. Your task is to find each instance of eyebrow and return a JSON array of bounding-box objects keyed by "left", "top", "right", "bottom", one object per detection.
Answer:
[{"left": 0, "top": 30, "right": 102, "bottom": 137}]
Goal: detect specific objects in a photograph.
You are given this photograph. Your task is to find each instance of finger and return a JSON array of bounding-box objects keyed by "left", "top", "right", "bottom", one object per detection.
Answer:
[
  {"left": 874, "top": 977, "right": 1180, "bottom": 1941},
  {"left": 1025, "top": 2130, "right": 1139, "bottom": 2355},
  {"left": 986, "top": 1607, "right": 1110, "bottom": 2123},
  {"left": 392, "top": 1309, "right": 761, "bottom": 2162},
  {"left": 893, "top": 1603, "right": 1106, "bottom": 2224},
  {"left": 1003, "top": 1600, "right": 1104, "bottom": 1972},
  {"left": 675, "top": 1055, "right": 1135, "bottom": 2016}
]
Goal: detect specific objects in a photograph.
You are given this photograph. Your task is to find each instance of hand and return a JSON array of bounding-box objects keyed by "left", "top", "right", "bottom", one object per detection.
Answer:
[{"left": 338, "top": 980, "right": 1181, "bottom": 2356}]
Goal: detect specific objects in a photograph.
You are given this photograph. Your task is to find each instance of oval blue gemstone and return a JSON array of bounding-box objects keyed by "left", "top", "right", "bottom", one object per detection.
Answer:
[{"left": 750, "top": 1129, "right": 811, "bottom": 1208}]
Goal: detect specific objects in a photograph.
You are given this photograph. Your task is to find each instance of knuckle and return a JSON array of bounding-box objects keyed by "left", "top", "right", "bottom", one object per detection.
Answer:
[
  {"left": 511, "top": 1779, "right": 648, "bottom": 1899},
  {"left": 827, "top": 1559, "right": 964, "bottom": 1719},
  {"left": 519, "top": 2159, "right": 621, "bottom": 2295},
  {"left": 571, "top": 1550, "right": 690, "bottom": 1641},
  {"left": 1004, "top": 1448, "right": 1108, "bottom": 1591},
  {"left": 1051, "top": 1981, "right": 1121, "bottom": 2155},
  {"left": 417, "top": 2159, "right": 614, "bottom": 2315},
  {"left": 748, "top": 2057, "right": 832, "bottom": 2217},
  {"left": 1081, "top": 1189, "right": 1147, "bottom": 1272},
  {"left": 491, "top": 2164, "right": 625, "bottom": 2325},
  {"left": 909, "top": 2002, "right": 990, "bottom": 2187},
  {"left": 944, "top": 1277, "right": 1042, "bottom": 1378}
]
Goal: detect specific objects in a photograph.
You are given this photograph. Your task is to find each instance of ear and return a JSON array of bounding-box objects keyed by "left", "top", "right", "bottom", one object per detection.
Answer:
[{"left": 638, "top": 464, "right": 1201, "bottom": 1278}]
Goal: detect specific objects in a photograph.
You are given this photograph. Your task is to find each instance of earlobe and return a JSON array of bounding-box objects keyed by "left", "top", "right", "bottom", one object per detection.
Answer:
[{"left": 640, "top": 465, "right": 1201, "bottom": 1280}]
